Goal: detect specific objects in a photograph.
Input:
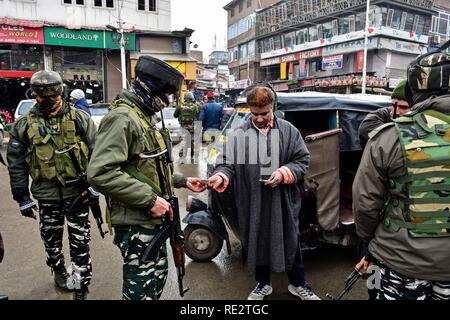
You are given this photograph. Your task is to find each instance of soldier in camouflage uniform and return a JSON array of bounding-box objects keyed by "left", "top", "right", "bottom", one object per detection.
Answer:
[
  {"left": 87, "top": 56, "right": 207, "bottom": 300},
  {"left": 353, "top": 46, "right": 450, "bottom": 300},
  {"left": 7, "top": 71, "right": 97, "bottom": 300},
  {"left": 174, "top": 91, "right": 199, "bottom": 160}
]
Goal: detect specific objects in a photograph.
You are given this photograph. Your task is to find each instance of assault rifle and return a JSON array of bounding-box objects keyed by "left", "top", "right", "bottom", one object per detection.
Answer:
[
  {"left": 55, "top": 145, "right": 107, "bottom": 238},
  {"left": 326, "top": 259, "right": 364, "bottom": 300},
  {"left": 140, "top": 114, "right": 189, "bottom": 297}
]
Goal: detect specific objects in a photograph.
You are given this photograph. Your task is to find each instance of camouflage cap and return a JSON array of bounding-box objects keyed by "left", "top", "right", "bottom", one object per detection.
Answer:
[
  {"left": 407, "top": 51, "right": 450, "bottom": 93},
  {"left": 30, "top": 70, "right": 64, "bottom": 97}
]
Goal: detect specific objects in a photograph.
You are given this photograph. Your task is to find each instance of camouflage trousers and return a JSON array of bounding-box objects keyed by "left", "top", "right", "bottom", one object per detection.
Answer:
[
  {"left": 113, "top": 225, "right": 168, "bottom": 300},
  {"left": 377, "top": 265, "right": 450, "bottom": 300},
  {"left": 38, "top": 198, "right": 92, "bottom": 290}
]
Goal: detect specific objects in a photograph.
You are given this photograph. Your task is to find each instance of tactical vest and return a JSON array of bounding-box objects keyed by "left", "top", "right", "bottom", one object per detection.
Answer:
[
  {"left": 385, "top": 109, "right": 450, "bottom": 237},
  {"left": 26, "top": 108, "right": 89, "bottom": 185},
  {"left": 109, "top": 99, "right": 174, "bottom": 196},
  {"left": 178, "top": 102, "right": 197, "bottom": 127}
]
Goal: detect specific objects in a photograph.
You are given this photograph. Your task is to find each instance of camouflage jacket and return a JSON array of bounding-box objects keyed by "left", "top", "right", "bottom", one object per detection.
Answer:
[
  {"left": 87, "top": 91, "right": 186, "bottom": 227},
  {"left": 7, "top": 102, "right": 96, "bottom": 202},
  {"left": 353, "top": 94, "right": 450, "bottom": 281}
]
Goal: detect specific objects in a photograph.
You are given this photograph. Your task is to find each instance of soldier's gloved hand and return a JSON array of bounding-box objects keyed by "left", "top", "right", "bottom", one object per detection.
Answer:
[{"left": 19, "top": 199, "right": 38, "bottom": 220}]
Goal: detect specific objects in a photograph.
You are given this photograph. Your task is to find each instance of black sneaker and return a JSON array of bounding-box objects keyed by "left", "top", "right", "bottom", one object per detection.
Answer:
[
  {"left": 53, "top": 266, "right": 74, "bottom": 292},
  {"left": 73, "top": 289, "right": 89, "bottom": 300}
]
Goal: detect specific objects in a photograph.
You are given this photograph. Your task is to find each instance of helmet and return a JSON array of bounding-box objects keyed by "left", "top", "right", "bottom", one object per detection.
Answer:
[
  {"left": 407, "top": 49, "right": 450, "bottom": 94},
  {"left": 184, "top": 91, "right": 195, "bottom": 102},
  {"left": 135, "top": 56, "right": 184, "bottom": 95},
  {"left": 30, "top": 71, "right": 64, "bottom": 97}
]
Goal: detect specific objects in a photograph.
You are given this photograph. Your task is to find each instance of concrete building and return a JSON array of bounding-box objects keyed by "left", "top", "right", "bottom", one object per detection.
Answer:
[
  {"left": 224, "top": 0, "right": 280, "bottom": 90},
  {"left": 254, "top": 0, "right": 436, "bottom": 94},
  {"left": 429, "top": 0, "right": 450, "bottom": 45},
  {"left": 0, "top": 0, "right": 170, "bottom": 31},
  {"left": 0, "top": 0, "right": 178, "bottom": 111}
]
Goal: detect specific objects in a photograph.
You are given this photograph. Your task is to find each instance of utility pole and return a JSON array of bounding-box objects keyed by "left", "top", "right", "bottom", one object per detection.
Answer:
[
  {"left": 362, "top": 0, "right": 370, "bottom": 94},
  {"left": 117, "top": 1, "right": 127, "bottom": 89}
]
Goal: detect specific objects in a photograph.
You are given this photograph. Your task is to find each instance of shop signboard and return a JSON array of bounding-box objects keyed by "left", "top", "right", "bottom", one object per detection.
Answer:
[
  {"left": 105, "top": 31, "right": 136, "bottom": 50},
  {"left": 0, "top": 25, "right": 44, "bottom": 44},
  {"left": 322, "top": 54, "right": 343, "bottom": 71},
  {"left": 45, "top": 27, "right": 105, "bottom": 48},
  {"left": 323, "top": 38, "right": 376, "bottom": 56},
  {"left": 232, "top": 79, "right": 252, "bottom": 89},
  {"left": 299, "top": 59, "right": 306, "bottom": 77},
  {"left": 260, "top": 57, "right": 281, "bottom": 67},
  {"left": 378, "top": 38, "right": 425, "bottom": 55}
]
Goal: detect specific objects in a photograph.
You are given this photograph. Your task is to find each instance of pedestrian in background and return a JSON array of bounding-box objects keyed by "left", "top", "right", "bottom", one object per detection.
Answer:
[{"left": 70, "top": 89, "right": 91, "bottom": 116}]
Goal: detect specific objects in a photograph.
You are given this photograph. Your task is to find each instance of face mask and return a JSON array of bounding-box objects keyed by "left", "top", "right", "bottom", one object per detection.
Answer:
[{"left": 38, "top": 97, "right": 58, "bottom": 110}]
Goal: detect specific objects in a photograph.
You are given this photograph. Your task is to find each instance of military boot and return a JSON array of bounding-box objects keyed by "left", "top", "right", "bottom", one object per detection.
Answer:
[
  {"left": 53, "top": 266, "right": 74, "bottom": 292},
  {"left": 73, "top": 288, "right": 88, "bottom": 300}
]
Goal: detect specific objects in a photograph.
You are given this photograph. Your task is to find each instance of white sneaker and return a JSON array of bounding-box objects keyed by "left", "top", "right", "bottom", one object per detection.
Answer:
[
  {"left": 288, "top": 284, "right": 321, "bottom": 300},
  {"left": 247, "top": 284, "right": 273, "bottom": 300}
]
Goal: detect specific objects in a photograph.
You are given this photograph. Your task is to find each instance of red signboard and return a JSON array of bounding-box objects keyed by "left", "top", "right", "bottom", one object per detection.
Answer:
[
  {"left": 356, "top": 51, "right": 364, "bottom": 73},
  {"left": 0, "top": 71, "right": 35, "bottom": 78},
  {"left": 0, "top": 24, "right": 44, "bottom": 44}
]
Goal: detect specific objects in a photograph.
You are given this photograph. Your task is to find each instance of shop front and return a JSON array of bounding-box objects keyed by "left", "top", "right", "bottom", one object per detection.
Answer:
[
  {"left": 0, "top": 23, "right": 45, "bottom": 111},
  {"left": 44, "top": 26, "right": 136, "bottom": 103}
]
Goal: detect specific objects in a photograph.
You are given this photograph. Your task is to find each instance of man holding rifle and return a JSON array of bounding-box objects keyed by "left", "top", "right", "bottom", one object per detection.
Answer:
[
  {"left": 7, "top": 70, "right": 97, "bottom": 300},
  {"left": 87, "top": 56, "right": 206, "bottom": 300}
]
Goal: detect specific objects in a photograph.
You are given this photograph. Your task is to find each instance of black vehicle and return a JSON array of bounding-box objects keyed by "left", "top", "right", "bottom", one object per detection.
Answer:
[{"left": 182, "top": 92, "right": 391, "bottom": 262}]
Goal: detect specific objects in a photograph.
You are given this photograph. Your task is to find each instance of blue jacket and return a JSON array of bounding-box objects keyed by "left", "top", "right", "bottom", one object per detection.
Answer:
[
  {"left": 74, "top": 98, "right": 91, "bottom": 115},
  {"left": 200, "top": 102, "right": 223, "bottom": 130}
]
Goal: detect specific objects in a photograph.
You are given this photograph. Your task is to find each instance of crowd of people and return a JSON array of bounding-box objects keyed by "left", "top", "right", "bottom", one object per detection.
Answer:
[{"left": 0, "top": 43, "right": 449, "bottom": 301}]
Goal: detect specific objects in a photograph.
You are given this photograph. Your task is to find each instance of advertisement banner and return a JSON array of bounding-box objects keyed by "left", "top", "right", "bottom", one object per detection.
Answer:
[
  {"left": 298, "top": 48, "right": 322, "bottom": 60},
  {"left": 280, "top": 62, "right": 287, "bottom": 80},
  {"left": 45, "top": 27, "right": 105, "bottom": 48},
  {"left": 322, "top": 54, "right": 343, "bottom": 71},
  {"left": 260, "top": 57, "right": 281, "bottom": 67},
  {"left": 356, "top": 51, "right": 364, "bottom": 73},
  {"left": 0, "top": 24, "right": 44, "bottom": 44}
]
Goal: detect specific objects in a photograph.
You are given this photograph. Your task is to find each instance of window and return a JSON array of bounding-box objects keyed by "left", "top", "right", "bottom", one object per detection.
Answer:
[
  {"left": 391, "top": 10, "right": 402, "bottom": 29},
  {"left": 239, "top": 43, "right": 247, "bottom": 59},
  {"left": 349, "top": 15, "right": 355, "bottom": 32},
  {"left": 297, "top": 28, "right": 309, "bottom": 44},
  {"left": 94, "top": 0, "right": 113, "bottom": 8},
  {"left": 231, "top": 8, "right": 235, "bottom": 17},
  {"left": 308, "top": 26, "right": 318, "bottom": 42},
  {"left": 63, "top": 0, "right": 84, "bottom": 4},
  {"left": 284, "top": 31, "right": 296, "bottom": 47},
  {"left": 416, "top": 15, "right": 425, "bottom": 34},
  {"left": 273, "top": 35, "right": 282, "bottom": 50},
  {"left": 247, "top": 0, "right": 251, "bottom": 8},
  {"left": 239, "top": 1, "right": 243, "bottom": 12},
  {"left": 404, "top": 13, "right": 415, "bottom": 32},
  {"left": 356, "top": 12, "right": 366, "bottom": 31},
  {"left": 148, "top": 0, "right": 156, "bottom": 11},
  {"left": 138, "top": 0, "right": 145, "bottom": 10},
  {"left": 322, "top": 21, "right": 332, "bottom": 38}
]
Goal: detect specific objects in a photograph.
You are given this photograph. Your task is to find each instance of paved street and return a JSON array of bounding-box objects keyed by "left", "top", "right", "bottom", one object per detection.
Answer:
[{"left": 0, "top": 142, "right": 367, "bottom": 300}]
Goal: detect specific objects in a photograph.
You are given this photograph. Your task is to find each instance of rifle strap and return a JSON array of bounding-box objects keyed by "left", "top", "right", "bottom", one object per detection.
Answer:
[{"left": 123, "top": 165, "right": 162, "bottom": 196}]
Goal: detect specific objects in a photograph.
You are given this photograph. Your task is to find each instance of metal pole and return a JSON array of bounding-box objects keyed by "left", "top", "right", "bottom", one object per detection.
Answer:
[
  {"left": 118, "top": 1, "right": 127, "bottom": 89},
  {"left": 362, "top": 0, "right": 370, "bottom": 95}
]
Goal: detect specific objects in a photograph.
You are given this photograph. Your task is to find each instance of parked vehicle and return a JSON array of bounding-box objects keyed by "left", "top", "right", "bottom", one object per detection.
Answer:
[
  {"left": 183, "top": 91, "right": 391, "bottom": 262},
  {"left": 156, "top": 107, "right": 181, "bottom": 144},
  {"left": 14, "top": 99, "right": 35, "bottom": 122},
  {"left": 89, "top": 103, "right": 109, "bottom": 128}
]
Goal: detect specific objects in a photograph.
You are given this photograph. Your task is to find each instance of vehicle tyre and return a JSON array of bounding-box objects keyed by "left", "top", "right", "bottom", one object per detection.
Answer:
[{"left": 184, "top": 225, "right": 223, "bottom": 262}]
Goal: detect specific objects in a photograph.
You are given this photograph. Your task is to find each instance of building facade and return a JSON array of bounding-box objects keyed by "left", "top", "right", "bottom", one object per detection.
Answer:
[
  {"left": 254, "top": 0, "right": 436, "bottom": 93},
  {"left": 224, "top": 0, "right": 280, "bottom": 90},
  {"left": 0, "top": 0, "right": 176, "bottom": 112}
]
